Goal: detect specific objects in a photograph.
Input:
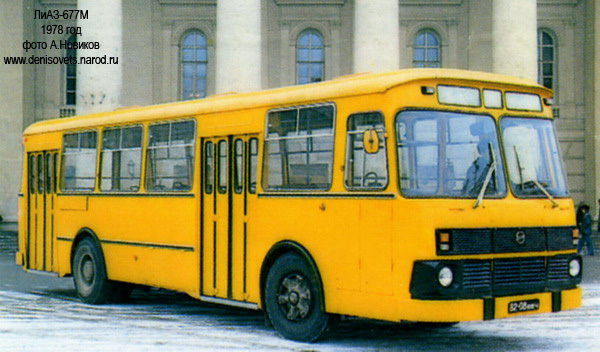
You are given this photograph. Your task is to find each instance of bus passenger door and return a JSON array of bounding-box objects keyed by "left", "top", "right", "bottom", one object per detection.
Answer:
[
  {"left": 230, "top": 136, "right": 258, "bottom": 301},
  {"left": 201, "top": 138, "right": 230, "bottom": 298},
  {"left": 201, "top": 136, "right": 258, "bottom": 301},
  {"left": 27, "top": 151, "right": 58, "bottom": 271}
]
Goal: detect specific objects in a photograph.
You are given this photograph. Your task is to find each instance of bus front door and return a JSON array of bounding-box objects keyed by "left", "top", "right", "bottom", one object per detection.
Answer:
[
  {"left": 27, "top": 151, "right": 58, "bottom": 272},
  {"left": 201, "top": 136, "right": 258, "bottom": 302}
]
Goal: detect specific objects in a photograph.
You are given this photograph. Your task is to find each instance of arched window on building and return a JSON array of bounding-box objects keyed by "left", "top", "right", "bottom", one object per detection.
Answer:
[
  {"left": 296, "top": 29, "right": 324, "bottom": 84},
  {"left": 413, "top": 29, "right": 441, "bottom": 68},
  {"left": 181, "top": 30, "right": 208, "bottom": 100},
  {"left": 538, "top": 30, "right": 556, "bottom": 91}
]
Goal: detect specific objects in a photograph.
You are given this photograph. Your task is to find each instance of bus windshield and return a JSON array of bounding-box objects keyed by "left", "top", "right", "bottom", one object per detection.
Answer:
[
  {"left": 501, "top": 117, "right": 569, "bottom": 198},
  {"left": 396, "top": 110, "right": 507, "bottom": 198}
]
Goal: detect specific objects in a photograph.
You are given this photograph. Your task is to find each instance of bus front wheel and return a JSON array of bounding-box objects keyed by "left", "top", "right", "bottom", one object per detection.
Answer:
[
  {"left": 72, "top": 237, "right": 114, "bottom": 304},
  {"left": 265, "top": 252, "right": 331, "bottom": 342}
]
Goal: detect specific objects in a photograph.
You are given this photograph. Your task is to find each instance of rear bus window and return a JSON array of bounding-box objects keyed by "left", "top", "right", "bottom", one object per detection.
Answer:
[
  {"left": 263, "top": 104, "right": 335, "bottom": 190},
  {"left": 61, "top": 131, "right": 98, "bottom": 192},
  {"left": 146, "top": 120, "right": 196, "bottom": 192}
]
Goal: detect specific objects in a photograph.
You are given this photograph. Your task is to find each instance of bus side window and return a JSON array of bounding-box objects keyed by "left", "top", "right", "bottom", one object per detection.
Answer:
[
  {"left": 204, "top": 142, "right": 214, "bottom": 194},
  {"left": 248, "top": 138, "right": 258, "bottom": 194},
  {"left": 46, "top": 153, "right": 53, "bottom": 194},
  {"left": 61, "top": 131, "right": 98, "bottom": 192},
  {"left": 345, "top": 112, "right": 388, "bottom": 190},
  {"left": 234, "top": 139, "right": 244, "bottom": 194},
  {"left": 263, "top": 104, "right": 335, "bottom": 190},
  {"left": 29, "top": 155, "right": 36, "bottom": 195},
  {"left": 100, "top": 126, "right": 143, "bottom": 192},
  {"left": 218, "top": 140, "right": 228, "bottom": 194},
  {"left": 37, "top": 155, "right": 44, "bottom": 194},
  {"left": 146, "top": 120, "right": 196, "bottom": 192}
]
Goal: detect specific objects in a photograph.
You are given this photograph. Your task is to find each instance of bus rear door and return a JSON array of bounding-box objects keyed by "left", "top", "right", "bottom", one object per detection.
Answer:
[{"left": 27, "top": 151, "right": 58, "bottom": 272}]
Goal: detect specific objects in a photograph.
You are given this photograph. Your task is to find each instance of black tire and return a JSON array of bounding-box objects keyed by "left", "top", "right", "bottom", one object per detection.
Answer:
[
  {"left": 72, "top": 237, "right": 114, "bottom": 304},
  {"left": 265, "top": 252, "right": 331, "bottom": 342},
  {"left": 111, "top": 282, "right": 133, "bottom": 303}
]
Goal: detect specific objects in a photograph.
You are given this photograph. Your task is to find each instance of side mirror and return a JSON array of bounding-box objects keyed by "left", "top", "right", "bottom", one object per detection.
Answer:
[{"left": 362, "top": 128, "right": 380, "bottom": 154}]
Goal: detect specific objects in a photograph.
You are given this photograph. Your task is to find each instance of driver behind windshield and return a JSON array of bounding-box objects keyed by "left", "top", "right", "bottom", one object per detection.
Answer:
[{"left": 462, "top": 140, "right": 493, "bottom": 196}]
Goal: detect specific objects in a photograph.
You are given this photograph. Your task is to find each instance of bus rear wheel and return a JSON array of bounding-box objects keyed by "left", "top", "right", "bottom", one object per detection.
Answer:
[
  {"left": 265, "top": 253, "right": 331, "bottom": 342},
  {"left": 72, "top": 237, "right": 114, "bottom": 304}
]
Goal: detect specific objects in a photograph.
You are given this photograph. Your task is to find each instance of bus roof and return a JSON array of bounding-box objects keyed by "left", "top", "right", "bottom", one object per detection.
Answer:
[{"left": 24, "top": 68, "right": 550, "bottom": 136}]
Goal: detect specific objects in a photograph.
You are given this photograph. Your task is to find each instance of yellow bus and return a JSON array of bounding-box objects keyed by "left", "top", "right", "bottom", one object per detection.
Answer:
[{"left": 17, "top": 69, "right": 582, "bottom": 341}]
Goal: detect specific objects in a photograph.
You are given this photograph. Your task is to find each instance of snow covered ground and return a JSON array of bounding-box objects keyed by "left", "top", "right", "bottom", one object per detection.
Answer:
[
  {"left": 1, "top": 227, "right": 599, "bottom": 352},
  {"left": 1, "top": 284, "right": 599, "bottom": 352}
]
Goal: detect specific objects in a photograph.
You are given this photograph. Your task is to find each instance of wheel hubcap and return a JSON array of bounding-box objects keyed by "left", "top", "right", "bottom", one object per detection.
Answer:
[
  {"left": 81, "top": 256, "right": 94, "bottom": 285},
  {"left": 277, "top": 274, "right": 312, "bottom": 321}
]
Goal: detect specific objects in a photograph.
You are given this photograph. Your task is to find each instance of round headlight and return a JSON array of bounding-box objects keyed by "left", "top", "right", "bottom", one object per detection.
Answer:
[
  {"left": 438, "top": 266, "right": 454, "bottom": 287},
  {"left": 569, "top": 259, "right": 581, "bottom": 277}
]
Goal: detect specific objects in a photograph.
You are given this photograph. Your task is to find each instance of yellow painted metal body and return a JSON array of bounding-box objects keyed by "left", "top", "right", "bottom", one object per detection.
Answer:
[{"left": 16, "top": 69, "right": 580, "bottom": 323}]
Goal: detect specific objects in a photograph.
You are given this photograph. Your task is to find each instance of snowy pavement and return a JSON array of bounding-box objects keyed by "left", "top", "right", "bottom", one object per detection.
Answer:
[
  {"left": 2, "top": 225, "right": 600, "bottom": 351},
  {"left": 1, "top": 281, "right": 600, "bottom": 351}
]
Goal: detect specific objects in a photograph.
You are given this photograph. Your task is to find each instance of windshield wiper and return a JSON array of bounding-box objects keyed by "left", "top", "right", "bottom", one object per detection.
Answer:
[
  {"left": 513, "top": 146, "right": 525, "bottom": 192},
  {"left": 513, "top": 146, "right": 558, "bottom": 208},
  {"left": 531, "top": 180, "right": 558, "bottom": 208},
  {"left": 473, "top": 143, "right": 497, "bottom": 209}
]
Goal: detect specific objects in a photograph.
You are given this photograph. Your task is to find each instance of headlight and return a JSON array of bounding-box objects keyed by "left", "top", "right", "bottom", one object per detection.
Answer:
[
  {"left": 569, "top": 258, "right": 581, "bottom": 277},
  {"left": 438, "top": 266, "right": 454, "bottom": 287}
]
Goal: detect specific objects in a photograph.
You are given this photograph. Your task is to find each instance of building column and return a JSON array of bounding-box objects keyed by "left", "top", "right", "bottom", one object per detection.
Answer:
[
  {"left": 77, "top": 0, "right": 122, "bottom": 114},
  {"left": 595, "top": 1, "right": 600, "bottom": 204},
  {"left": 492, "top": 0, "right": 537, "bottom": 81},
  {"left": 353, "top": 0, "right": 400, "bottom": 73},
  {"left": 588, "top": 0, "right": 600, "bottom": 208},
  {"left": 215, "top": 0, "right": 262, "bottom": 93},
  {"left": 0, "top": 1, "right": 26, "bottom": 222}
]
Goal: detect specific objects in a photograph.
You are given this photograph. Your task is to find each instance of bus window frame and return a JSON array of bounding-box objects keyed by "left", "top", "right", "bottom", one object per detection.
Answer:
[
  {"left": 204, "top": 141, "right": 214, "bottom": 195},
  {"left": 248, "top": 138, "right": 258, "bottom": 194},
  {"left": 436, "top": 85, "right": 482, "bottom": 108},
  {"left": 344, "top": 110, "right": 390, "bottom": 192},
  {"left": 234, "top": 138, "right": 244, "bottom": 194},
  {"left": 28, "top": 154, "right": 36, "bottom": 195},
  {"left": 394, "top": 107, "right": 508, "bottom": 200},
  {"left": 217, "top": 139, "right": 228, "bottom": 194},
  {"left": 99, "top": 124, "right": 144, "bottom": 193},
  {"left": 504, "top": 91, "right": 543, "bottom": 112},
  {"left": 483, "top": 89, "right": 504, "bottom": 110},
  {"left": 60, "top": 129, "right": 99, "bottom": 193},
  {"left": 261, "top": 102, "right": 337, "bottom": 192},
  {"left": 145, "top": 118, "right": 197, "bottom": 193},
  {"left": 499, "top": 114, "right": 570, "bottom": 199}
]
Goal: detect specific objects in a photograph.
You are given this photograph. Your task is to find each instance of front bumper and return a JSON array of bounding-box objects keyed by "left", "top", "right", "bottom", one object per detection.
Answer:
[
  {"left": 410, "top": 254, "right": 582, "bottom": 300},
  {"left": 401, "top": 286, "right": 581, "bottom": 322}
]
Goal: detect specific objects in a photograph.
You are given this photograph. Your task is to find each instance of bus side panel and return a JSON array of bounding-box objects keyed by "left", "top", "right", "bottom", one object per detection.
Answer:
[
  {"left": 54, "top": 196, "right": 199, "bottom": 294},
  {"left": 252, "top": 196, "right": 403, "bottom": 319}
]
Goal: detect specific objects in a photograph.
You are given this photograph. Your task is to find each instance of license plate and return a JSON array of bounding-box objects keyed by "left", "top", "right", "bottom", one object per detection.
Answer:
[{"left": 508, "top": 299, "right": 540, "bottom": 314}]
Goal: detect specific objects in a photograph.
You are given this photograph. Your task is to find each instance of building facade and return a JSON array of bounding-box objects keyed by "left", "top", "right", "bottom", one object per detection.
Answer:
[{"left": 0, "top": 0, "right": 599, "bottom": 221}]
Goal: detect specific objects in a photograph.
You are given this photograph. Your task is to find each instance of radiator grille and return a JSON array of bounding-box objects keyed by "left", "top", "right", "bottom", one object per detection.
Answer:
[{"left": 460, "top": 256, "right": 574, "bottom": 296}]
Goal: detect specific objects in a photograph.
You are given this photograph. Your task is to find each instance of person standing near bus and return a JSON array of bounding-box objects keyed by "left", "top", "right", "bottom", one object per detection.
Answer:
[
  {"left": 597, "top": 199, "right": 600, "bottom": 233},
  {"left": 578, "top": 204, "right": 595, "bottom": 256}
]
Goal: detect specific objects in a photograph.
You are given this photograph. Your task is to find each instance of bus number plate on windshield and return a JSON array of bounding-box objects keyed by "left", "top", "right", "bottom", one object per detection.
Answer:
[{"left": 508, "top": 299, "right": 540, "bottom": 314}]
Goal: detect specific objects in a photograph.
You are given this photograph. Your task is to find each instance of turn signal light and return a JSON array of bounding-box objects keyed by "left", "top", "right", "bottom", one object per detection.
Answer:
[
  {"left": 572, "top": 228, "right": 580, "bottom": 246},
  {"left": 438, "top": 232, "right": 451, "bottom": 251}
]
